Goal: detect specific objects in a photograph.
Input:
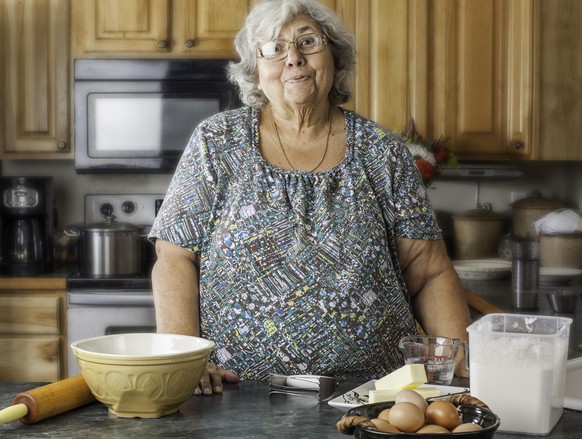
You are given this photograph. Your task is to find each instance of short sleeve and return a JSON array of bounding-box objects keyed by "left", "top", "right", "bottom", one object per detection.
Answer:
[
  {"left": 148, "top": 118, "right": 219, "bottom": 252},
  {"left": 361, "top": 122, "right": 442, "bottom": 241}
]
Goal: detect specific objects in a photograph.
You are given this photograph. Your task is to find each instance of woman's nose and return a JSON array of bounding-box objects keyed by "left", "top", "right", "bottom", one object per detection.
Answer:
[{"left": 285, "top": 45, "right": 305, "bottom": 65}]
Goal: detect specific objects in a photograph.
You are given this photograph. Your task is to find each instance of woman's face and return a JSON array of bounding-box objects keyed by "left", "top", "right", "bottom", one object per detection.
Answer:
[{"left": 257, "top": 15, "right": 334, "bottom": 111}]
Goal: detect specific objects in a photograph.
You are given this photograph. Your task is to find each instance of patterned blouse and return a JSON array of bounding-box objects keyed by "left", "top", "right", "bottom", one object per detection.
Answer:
[{"left": 149, "top": 106, "right": 442, "bottom": 381}]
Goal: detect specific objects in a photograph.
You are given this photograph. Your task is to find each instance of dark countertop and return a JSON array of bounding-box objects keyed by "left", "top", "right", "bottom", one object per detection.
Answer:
[{"left": 1, "top": 379, "right": 582, "bottom": 438}]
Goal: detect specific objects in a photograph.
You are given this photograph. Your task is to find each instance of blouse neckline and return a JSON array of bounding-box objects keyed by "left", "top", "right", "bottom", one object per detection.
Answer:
[{"left": 250, "top": 106, "right": 354, "bottom": 178}]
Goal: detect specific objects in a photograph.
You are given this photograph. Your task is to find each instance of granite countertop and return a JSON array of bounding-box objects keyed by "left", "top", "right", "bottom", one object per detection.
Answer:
[{"left": 1, "top": 379, "right": 582, "bottom": 438}]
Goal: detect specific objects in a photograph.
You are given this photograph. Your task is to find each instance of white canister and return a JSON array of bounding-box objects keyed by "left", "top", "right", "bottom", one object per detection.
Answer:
[{"left": 467, "top": 314, "right": 572, "bottom": 435}]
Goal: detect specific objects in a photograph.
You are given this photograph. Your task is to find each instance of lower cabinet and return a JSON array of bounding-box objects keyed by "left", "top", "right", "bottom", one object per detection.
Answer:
[{"left": 0, "top": 279, "right": 67, "bottom": 382}]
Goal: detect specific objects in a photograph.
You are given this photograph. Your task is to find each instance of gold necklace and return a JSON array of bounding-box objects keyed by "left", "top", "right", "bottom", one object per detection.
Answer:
[{"left": 272, "top": 107, "right": 333, "bottom": 172}]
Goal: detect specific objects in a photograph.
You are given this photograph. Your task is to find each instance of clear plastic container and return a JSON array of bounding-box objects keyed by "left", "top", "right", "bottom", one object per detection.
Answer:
[{"left": 467, "top": 313, "right": 572, "bottom": 435}]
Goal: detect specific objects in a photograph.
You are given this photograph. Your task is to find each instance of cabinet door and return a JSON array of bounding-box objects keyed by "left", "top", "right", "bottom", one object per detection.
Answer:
[
  {"left": 0, "top": 0, "right": 71, "bottom": 158},
  {"left": 349, "top": 0, "right": 428, "bottom": 131},
  {"left": 539, "top": 0, "right": 582, "bottom": 160},
  {"left": 0, "top": 290, "right": 66, "bottom": 382},
  {"left": 72, "top": 0, "right": 170, "bottom": 54},
  {"left": 0, "top": 337, "right": 60, "bottom": 382},
  {"left": 430, "top": 0, "right": 536, "bottom": 159},
  {"left": 0, "top": 296, "right": 60, "bottom": 334},
  {"left": 172, "top": 0, "right": 256, "bottom": 58}
]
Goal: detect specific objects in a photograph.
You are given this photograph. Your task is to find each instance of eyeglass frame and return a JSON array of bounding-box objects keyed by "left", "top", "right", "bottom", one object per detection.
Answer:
[{"left": 257, "top": 33, "right": 329, "bottom": 62}]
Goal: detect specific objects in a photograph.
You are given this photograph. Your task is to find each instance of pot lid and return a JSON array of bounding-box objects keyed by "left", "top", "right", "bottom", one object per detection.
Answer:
[
  {"left": 453, "top": 203, "right": 504, "bottom": 220},
  {"left": 510, "top": 190, "right": 564, "bottom": 209},
  {"left": 83, "top": 216, "right": 143, "bottom": 232}
]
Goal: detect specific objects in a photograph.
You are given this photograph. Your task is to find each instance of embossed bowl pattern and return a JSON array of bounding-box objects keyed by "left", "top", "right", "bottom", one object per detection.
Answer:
[{"left": 71, "top": 333, "right": 215, "bottom": 418}]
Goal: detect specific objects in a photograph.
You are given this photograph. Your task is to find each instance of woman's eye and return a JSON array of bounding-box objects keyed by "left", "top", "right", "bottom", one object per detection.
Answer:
[{"left": 262, "top": 42, "right": 281, "bottom": 55}]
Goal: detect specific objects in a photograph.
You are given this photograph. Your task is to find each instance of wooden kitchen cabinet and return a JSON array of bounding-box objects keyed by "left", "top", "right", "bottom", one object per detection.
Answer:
[
  {"left": 351, "top": 0, "right": 538, "bottom": 161},
  {"left": 0, "top": 278, "right": 67, "bottom": 382},
  {"left": 72, "top": 0, "right": 260, "bottom": 58},
  {"left": 0, "top": 0, "right": 72, "bottom": 159},
  {"left": 538, "top": 0, "right": 582, "bottom": 160}
]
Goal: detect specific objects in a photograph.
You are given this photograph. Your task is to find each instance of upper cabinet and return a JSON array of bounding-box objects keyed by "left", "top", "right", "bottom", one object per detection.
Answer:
[
  {"left": 0, "top": 0, "right": 72, "bottom": 159},
  {"left": 538, "top": 0, "right": 582, "bottom": 160},
  {"left": 72, "top": 0, "right": 259, "bottom": 58},
  {"left": 353, "top": 0, "right": 538, "bottom": 161},
  {"left": 430, "top": 0, "right": 537, "bottom": 160}
]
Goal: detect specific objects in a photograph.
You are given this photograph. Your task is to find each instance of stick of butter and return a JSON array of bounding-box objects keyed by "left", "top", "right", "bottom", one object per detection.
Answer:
[
  {"left": 375, "top": 364, "right": 427, "bottom": 390},
  {"left": 369, "top": 387, "right": 440, "bottom": 403}
]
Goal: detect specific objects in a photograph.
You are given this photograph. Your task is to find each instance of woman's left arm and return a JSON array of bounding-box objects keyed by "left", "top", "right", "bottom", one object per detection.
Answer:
[{"left": 396, "top": 237, "right": 472, "bottom": 375}]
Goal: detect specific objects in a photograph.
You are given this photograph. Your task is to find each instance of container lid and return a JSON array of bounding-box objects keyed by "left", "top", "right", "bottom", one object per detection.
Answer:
[
  {"left": 83, "top": 216, "right": 143, "bottom": 232},
  {"left": 453, "top": 203, "right": 504, "bottom": 220},
  {"left": 510, "top": 190, "right": 564, "bottom": 209}
]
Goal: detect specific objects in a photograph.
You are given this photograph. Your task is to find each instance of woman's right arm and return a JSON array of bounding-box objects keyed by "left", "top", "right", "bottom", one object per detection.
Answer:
[
  {"left": 151, "top": 238, "right": 240, "bottom": 393},
  {"left": 151, "top": 238, "right": 201, "bottom": 336}
]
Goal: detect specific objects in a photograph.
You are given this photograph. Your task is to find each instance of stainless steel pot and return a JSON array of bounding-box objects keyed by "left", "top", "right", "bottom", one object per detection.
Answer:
[
  {"left": 510, "top": 191, "right": 564, "bottom": 239},
  {"left": 66, "top": 216, "right": 146, "bottom": 276}
]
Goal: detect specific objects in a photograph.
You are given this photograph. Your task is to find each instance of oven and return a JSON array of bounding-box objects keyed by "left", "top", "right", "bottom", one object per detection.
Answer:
[
  {"left": 67, "top": 194, "right": 162, "bottom": 377},
  {"left": 74, "top": 59, "right": 240, "bottom": 173}
]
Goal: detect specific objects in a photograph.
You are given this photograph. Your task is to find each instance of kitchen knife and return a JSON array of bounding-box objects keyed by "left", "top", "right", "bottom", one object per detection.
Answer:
[{"left": 0, "top": 375, "right": 96, "bottom": 424}]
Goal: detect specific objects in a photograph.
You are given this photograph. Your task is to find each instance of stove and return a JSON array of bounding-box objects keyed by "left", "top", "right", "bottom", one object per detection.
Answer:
[
  {"left": 67, "top": 193, "right": 164, "bottom": 289},
  {"left": 67, "top": 193, "right": 164, "bottom": 377}
]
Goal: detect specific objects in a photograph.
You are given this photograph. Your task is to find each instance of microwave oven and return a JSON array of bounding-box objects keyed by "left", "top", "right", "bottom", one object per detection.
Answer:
[{"left": 74, "top": 59, "right": 240, "bottom": 173}]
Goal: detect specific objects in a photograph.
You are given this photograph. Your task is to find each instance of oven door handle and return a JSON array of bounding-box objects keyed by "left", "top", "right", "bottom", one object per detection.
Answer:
[{"left": 68, "top": 292, "right": 154, "bottom": 307}]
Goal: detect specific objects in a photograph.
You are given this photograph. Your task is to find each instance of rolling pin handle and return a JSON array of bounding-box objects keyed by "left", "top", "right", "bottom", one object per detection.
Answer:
[{"left": 0, "top": 403, "right": 28, "bottom": 424}]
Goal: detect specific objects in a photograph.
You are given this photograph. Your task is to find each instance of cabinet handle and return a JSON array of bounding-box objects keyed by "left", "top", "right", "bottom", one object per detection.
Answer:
[
  {"left": 157, "top": 40, "right": 168, "bottom": 49},
  {"left": 57, "top": 141, "right": 67, "bottom": 150},
  {"left": 185, "top": 39, "right": 194, "bottom": 48},
  {"left": 515, "top": 141, "right": 525, "bottom": 150}
]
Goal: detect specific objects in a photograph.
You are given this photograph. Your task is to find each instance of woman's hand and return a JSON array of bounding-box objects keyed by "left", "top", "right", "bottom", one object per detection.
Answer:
[{"left": 194, "top": 363, "right": 240, "bottom": 395}]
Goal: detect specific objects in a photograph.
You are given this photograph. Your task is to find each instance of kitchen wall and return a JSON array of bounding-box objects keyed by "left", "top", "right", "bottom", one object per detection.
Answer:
[
  {"left": 0, "top": 160, "right": 172, "bottom": 227},
  {"left": 1, "top": 159, "right": 581, "bottom": 234}
]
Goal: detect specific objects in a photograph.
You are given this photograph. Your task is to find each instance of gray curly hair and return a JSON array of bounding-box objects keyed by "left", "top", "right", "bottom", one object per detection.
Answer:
[{"left": 227, "top": 0, "right": 356, "bottom": 107}]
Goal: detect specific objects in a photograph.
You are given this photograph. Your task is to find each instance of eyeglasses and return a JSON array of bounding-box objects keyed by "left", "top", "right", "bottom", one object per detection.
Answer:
[{"left": 257, "top": 33, "right": 328, "bottom": 61}]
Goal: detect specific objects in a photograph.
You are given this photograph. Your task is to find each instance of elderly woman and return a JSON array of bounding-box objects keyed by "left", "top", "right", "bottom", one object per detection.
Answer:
[{"left": 149, "top": 0, "right": 471, "bottom": 395}]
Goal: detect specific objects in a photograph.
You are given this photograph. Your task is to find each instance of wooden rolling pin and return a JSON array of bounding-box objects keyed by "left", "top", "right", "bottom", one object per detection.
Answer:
[{"left": 0, "top": 375, "right": 96, "bottom": 424}]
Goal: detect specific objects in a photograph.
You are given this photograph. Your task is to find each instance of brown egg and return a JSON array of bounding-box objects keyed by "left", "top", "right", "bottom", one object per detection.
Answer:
[
  {"left": 370, "top": 418, "right": 400, "bottom": 433},
  {"left": 425, "top": 400, "right": 460, "bottom": 430},
  {"left": 388, "top": 402, "right": 425, "bottom": 432},
  {"left": 377, "top": 408, "right": 391, "bottom": 421},
  {"left": 416, "top": 424, "right": 450, "bottom": 433},
  {"left": 394, "top": 389, "right": 429, "bottom": 413},
  {"left": 453, "top": 422, "right": 484, "bottom": 432}
]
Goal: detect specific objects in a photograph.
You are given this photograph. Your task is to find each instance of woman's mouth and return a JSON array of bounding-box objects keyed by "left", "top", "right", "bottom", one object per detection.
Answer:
[{"left": 286, "top": 75, "right": 310, "bottom": 83}]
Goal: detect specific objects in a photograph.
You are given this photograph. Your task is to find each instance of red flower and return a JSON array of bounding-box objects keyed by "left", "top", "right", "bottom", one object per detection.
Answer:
[
  {"left": 432, "top": 145, "right": 450, "bottom": 165},
  {"left": 415, "top": 159, "right": 437, "bottom": 180}
]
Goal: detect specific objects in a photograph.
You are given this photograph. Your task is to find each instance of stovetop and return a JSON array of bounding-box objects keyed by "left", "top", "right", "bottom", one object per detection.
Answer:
[{"left": 67, "top": 271, "right": 152, "bottom": 291}]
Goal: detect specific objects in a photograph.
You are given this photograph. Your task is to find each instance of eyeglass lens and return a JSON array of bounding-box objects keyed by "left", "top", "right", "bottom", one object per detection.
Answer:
[{"left": 260, "top": 33, "right": 326, "bottom": 60}]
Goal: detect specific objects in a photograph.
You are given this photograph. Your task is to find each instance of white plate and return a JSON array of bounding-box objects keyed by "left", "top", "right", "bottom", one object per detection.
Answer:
[
  {"left": 540, "top": 267, "right": 582, "bottom": 285},
  {"left": 328, "top": 380, "right": 469, "bottom": 410},
  {"left": 453, "top": 259, "right": 512, "bottom": 280}
]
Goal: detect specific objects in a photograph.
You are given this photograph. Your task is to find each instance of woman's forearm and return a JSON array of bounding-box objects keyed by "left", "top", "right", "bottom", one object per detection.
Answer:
[{"left": 151, "top": 239, "right": 201, "bottom": 336}]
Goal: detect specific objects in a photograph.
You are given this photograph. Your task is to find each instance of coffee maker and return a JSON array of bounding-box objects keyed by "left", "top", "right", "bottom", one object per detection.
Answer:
[{"left": 0, "top": 177, "right": 53, "bottom": 275}]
